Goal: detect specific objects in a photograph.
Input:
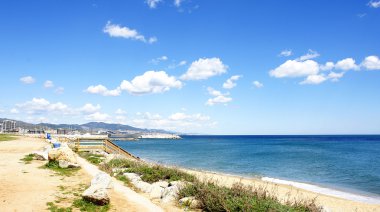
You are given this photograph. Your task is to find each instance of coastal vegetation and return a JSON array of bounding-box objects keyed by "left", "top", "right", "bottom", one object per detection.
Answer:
[
  {"left": 0, "top": 134, "right": 17, "bottom": 141},
  {"left": 86, "top": 156, "right": 321, "bottom": 212},
  {"left": 100, "top": 158, "right": 195, "bottom": 183},
  {"left": 77, "top": 152, "right": 105, "bottom": 165}
]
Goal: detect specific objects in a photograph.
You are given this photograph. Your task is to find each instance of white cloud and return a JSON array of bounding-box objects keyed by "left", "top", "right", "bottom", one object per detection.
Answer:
[
  {"left": 181, "top": 58, "right": 228, "bottom": 80},
  {"left": 55, "top": 87, "right": 65, "bottom": 94},
  {"left": 10, "top": 108, "right": 19, "bottom": 114},
  {"left": 368, "top": 0, "right": 380, "bottom": 8},
  {"left": 253, "top": 81, "right": 264, "bottom": 88},
  {"left": 223, "top": 75, "right": 242, "bottom": 89},
  {"left": 297, "top": 49, "right": 320, "bottom": 61},
  {"left": 85, "top": 112, "right": 111, "bottom": 122},
  {"left": 120, "top": 71, "right": 182, "bottom": 95},
  {"left": 150, "top": 56, "right": 168, "bottom": 64},
  {"left": 327, "top": 72, "right": 344, "bottom": 82},
  {"left": 115, "top": 109, "right": 127, "bottom": 115},
  {"left": 103, "top": 21, "right": 156, "bottom": 44},
  {"left": 16, "top": 98, "right": 69, "bottom": 114},
  {"left": 44, "top": 80, "right": 54, "bottom": 88},
  {"left": 174, "top": 0, "right": 184, "bottom": 7},
  {"left": 85, "top": 85, "right": 121, "bottom": 96},
  {"left": 300, "top": 74, "right": 327, "bottom": 85},
  {"left": 206, "top": 87, "right": 232, "bottom": 106},
  {"left": 279, "top": 50, "right": 292, "bottom": 57},
  {"left": 20, "top": 76, "right": 36, "bottom": 84},
  {"left": 80, "top": 103, "right": 101, "bottom": 114},
  {"left": 361, "top": 55, "right": 380, "bottom": 70},
  {"left": 168, "top": 60, "right": 187, "bottom": 69},
  {"left": 320, "top": 62, "right": 335, "bottom": 71},
  {"left": 269, "top": 59, "right": 320, "bottom": 78},
  {"left": 146, "top": 0, "right": 162, "bottom": 8},
  {"left": 335, "top": 58, "right": 359, "bottom": 71}
]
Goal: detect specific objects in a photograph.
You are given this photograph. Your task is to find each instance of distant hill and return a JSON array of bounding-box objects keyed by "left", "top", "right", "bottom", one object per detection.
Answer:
[{"left": 0, "top": 118, "right": 175, "bottom": 134}]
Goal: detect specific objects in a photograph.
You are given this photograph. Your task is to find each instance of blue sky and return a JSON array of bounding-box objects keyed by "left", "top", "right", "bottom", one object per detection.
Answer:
[{"left": 1, "top": 0, "right": 380, "bottom": 134}]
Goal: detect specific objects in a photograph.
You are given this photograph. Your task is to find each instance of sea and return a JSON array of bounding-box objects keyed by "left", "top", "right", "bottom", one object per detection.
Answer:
[{"left": 114, "top": 135, "right": 380, "bottom": 203}]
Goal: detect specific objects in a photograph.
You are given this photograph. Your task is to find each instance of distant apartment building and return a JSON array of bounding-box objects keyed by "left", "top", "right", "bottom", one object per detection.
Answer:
[{"left": 2, "top": 120, "right": 16, "bottom": 132}]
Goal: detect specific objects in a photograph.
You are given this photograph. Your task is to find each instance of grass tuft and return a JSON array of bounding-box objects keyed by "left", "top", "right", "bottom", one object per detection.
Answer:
[
  {"left": 42, "top": 160, "right": 80, "bottom": 176},
  {"left": 72, "top": 198, "right": 110, "bottom": 212},
  {"left": 21, "top": 154, "right": 35, "bottom": 164},
  {"left": 78, "top": 152, "right": 105, "bottom": 165},
  {"left": 46, "top": 202, "right": 72, "bottom": 212}
]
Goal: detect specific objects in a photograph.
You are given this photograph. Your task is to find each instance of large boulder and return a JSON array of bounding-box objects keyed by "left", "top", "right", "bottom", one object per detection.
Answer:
[
  {"left": 161, "top": 185, "right": 180, "bottom": 203},
  {"left": 91, "top": 172, "right": 113, "bottom": 189},
  {"left": 134, "top": 181, "right": 153, "bottom": 193},
  {"left": 82, "top": 185, "right": 110, "bottom": 206},
  {"left": 149, "top": 185, "right": 164, "bottom": 199},
  {"left": 48, "top": 147, "right": 78, "bottom": 164},
  {"left": 123, "top": 173, "right": 141, "bottom": 182},
  {"left": 152, "top": 181, "right": 169, "bottom": 188}
]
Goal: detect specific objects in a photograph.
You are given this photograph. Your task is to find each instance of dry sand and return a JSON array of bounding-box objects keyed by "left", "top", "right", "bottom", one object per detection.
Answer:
[{"left": 0, "top": 136, "right": 168, "bottom": 212}]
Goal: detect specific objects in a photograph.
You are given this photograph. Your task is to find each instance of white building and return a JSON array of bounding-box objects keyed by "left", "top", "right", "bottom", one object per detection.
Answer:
[{"left": 2, "top": 120, "right": 16, "bottom": 132}]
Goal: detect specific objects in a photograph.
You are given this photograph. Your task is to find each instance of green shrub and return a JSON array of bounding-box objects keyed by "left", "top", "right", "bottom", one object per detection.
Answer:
[
  {"left": 21, "top": 154, "right": 35, "bottom": 164},
  {"left": 78, "top": 152, "right": 104, "bottom": 165},
  {"left": 72, "top": 198, "right": 110, "bottom": 212}
]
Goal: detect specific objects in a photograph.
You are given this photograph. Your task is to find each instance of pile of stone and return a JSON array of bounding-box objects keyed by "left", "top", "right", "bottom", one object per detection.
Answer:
[
  {"left": 31, "top": 142, "right": 80, "bottom": 169},
  {"left": 123, "top": 173, "right": 201, "bottom": 209}
]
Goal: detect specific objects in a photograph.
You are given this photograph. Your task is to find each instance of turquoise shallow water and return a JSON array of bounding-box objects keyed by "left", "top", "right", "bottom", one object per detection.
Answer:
[{"left": 115, "top": 135, "right": 380, "bottom": 198}]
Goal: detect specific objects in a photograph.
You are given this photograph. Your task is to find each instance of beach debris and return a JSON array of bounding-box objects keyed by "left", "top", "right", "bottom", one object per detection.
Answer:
[
  {"left": 91, "top": 172, "right": 113, "bottom": 189},
  {"left": 82, "top": 185, "right": 110, "bottom": 206},
  {"left": 179, "top": 196, "right": 202, "bottom": 209}
]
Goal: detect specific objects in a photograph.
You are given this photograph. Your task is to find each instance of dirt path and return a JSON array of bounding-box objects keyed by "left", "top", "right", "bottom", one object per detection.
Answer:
[
  {"left": 0, "top": 136, "right": 60, "bottom": 211},
  {"left": 0, "top": 136, "right": 168, "bottom": 212}
]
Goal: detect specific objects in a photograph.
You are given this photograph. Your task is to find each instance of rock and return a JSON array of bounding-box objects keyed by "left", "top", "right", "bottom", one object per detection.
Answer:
[
  {"left": 33, "top": 145, "right": 52, "bottom": 161},
  {"left": 179, "top": 197, "right": 202, "bottom": 209},
  {"left": 82, "top": 185, "right": 110, "bottom": 206},
  {"left": 149, "top": 185, "right": 164, "bottom": 199},
  {"left": 48, "top": 147, "right": 78, "bottom": 164},
  {"left": 33, "top": 151, "right": 48, "bottom": 160},
  {"left": 134, "top": 181, "right": 153, "bottom": 193},
  {"left": 152, "top": 181, "right": 169, "bottom": 188},
  {"left": 169, "top": 181, "right": 186, "bottom": 189},
  {"left": 58, "top": 160, "right": 69, "bottom": 168},
  {"left": 123, "top": 173, "right": 141, "bottom": 182},
  {"left": 161, "top": 185, "right": 180, "bottom": 203},
  {"left": 91, "top": 172, "right": 113, "bottom": 189}
]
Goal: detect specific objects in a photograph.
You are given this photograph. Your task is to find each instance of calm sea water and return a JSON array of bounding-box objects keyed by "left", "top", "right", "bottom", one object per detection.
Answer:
[{"left": 115, "top": 135, "right": 380, "bottom": 197}]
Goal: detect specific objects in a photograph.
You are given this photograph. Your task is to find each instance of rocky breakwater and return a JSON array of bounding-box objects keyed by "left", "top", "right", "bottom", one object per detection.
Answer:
[{"left": 122, "top": 173, "right": 200, "bottom": 209}]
